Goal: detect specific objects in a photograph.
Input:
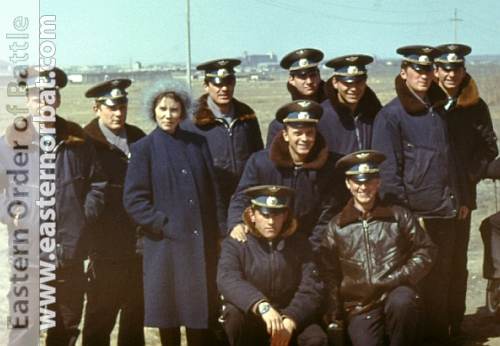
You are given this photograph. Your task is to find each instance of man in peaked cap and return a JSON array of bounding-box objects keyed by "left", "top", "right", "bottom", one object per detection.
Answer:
[
  {"left": 434, "top": 43, "right": 498, "bottom": 339},
  {"left": 218, "top": 185, "right": 327, "bottom": 346},
  {"left": 320, "top": 150, "right": 436, "bottom": 346},
  {"left": 266, "top": 48, "right": 326, "bottom": 147},
  {"left": 227, "top": 100, "right": 345, "bottom": 254},
  {"left": 318, "top": 54, "right": 382, "bottom": 156},
  {"left": 372, "top": 45, "right": 472, "bottom": 343},
  {"left": 182, "top": 59, "right": 263, "bottom": 224},
  {"left": 13, "top": 66, "right": 107, "bottom": 346},
  {"left": 81, "top": 79, "right": 146, "bottom": 345}
]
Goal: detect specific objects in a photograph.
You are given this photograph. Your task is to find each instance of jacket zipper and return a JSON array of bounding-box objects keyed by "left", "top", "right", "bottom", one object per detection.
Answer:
[
  {"left": 354, "top": 115, "right": 362, "bottom": 151},
  {"left": 269, "top": 242, "right": 275, "bottom": 300},
  {"left": 228, "top": 119, "right": 238, "bottom": 174},
  {"left": 362, "top": 220, "right": 373, "bottom": 285}
]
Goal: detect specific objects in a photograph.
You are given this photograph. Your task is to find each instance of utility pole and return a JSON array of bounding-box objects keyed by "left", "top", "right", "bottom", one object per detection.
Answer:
[
  {"left": 450, "top": 8, "right": 463, "bottom": 43},
  {"left": 186, "top": 0, "right": 192, "bottom": 92}
]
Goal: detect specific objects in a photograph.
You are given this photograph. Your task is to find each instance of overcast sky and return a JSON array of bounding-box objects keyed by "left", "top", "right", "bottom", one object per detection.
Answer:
[{"left": 2, "top": 0, "right": 500, "bottom": 67}]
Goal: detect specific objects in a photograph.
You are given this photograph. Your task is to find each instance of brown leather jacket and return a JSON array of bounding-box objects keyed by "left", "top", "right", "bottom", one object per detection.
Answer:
[{"left": 320, "top": 197, "right": 437, "bottom": 318}]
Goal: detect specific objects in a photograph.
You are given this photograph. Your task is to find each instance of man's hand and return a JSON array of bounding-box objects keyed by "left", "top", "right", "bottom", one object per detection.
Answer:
[
  {"left": 229, "top": 223, "right": 249, "bottom": 242},
  {"left": 458, "top": 205, "right": 469, "bottom": 220},
  {"left": 270, "top": 317, "right": 295, "bottom": 346},
  {"left": 261, "top": 306, "right": 283, "bottom": 337}
]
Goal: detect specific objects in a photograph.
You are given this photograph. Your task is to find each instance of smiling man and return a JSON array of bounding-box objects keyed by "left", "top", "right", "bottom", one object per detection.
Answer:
[
  {"left": 318, "top": 54, "right": 382, "bottom": 156},
  {"left": 372, "top": 45, "right": 472, "bottom": 344},
  {"left": 320, "top": 150, "right": 436, "bottom": 346},
  {"left": 227, "top": 100, "right": 345, "bottom": 253}
]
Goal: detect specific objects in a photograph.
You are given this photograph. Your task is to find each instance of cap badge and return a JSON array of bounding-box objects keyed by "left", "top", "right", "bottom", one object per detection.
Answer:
[
  {"left": 346, "top": 56, "right": 358, "bottom": 62},
  {"left": 297, "top": 112, "right": 310, "bottom": 119},
  {"left": 266, "top": 196, "right": 278, "bottom": 206},
  {"left": 359, "top": 163, "right": 370, "bottom": 174},
  {"left": 418, "top": 55, "right": 430, "bottom": 63},
  {"left": 347, "top": 66, "right": 359, "bottom": 74},
  {"left": 268, "top": 186, "right": 280, "bottom": 192},
  {"left": 110, "top": 88, "right": 122, "bottom": 97},
  {"left": 356, "top": 153, "right": 369, "bottom": 159},
  {"left": 297, "top": 101, "right": 310, "bottom": 107},
  {"left": 218, "top": 60, "right": 229, "bottom": 66},
  {"left": 447, "top": 44, "right": 457, "bottom": 51},
  {"left": 422, "top": 47, "right": 432, "bottom": 53},
  {"left": 111, "top": 80, "right": 120, "bottom": 86},
  {"left": 217, "top": 68, "right": 228, "bottom": 77},
  {"left": 299, "top": 58, "right": 309, "bottom": 67},
  {"left": 447, "top": 53, "right": 458, "bottom": 62},
  {"left": 297, "top": 50, "right": 306, "bottom": 56}
]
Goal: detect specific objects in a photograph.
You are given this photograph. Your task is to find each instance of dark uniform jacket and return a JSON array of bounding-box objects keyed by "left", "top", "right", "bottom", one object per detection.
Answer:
[
  {"left": 320, "top": 198, "right": 437, "bottom": 319},
  {"left": 372, "top": 76, "right": 470, "bottom": 218},
  {"left": 83, "top": 118, "right": 146, "bottom": 259},
  {"left": 182, "top": 95, "right": 263, "bottom": 214},
  {"left": 266, "top": 80, "right": 327, "bottom": 147},
  {"left": 123, "top": 127, "right": 224, "bottom": 329},
  {"left": 227, "top": 132, "right": 345, "bottom": 252},
  {"left": 445, "top": 73, "right": 498, "bottom": 209},
  {"left": 218, "top": 207, "right": 323, "bottom": 330},
  {"left": 318, "top": 76, "right": 382, "bottom": 156}
]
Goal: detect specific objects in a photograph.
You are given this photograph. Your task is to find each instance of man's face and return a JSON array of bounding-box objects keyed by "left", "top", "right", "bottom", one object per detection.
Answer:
[
  {"left": 434, "top": 66, "right": 466, "bottom": 92},
  {"left": 333, "top": 78, "right": 367, "bottom": 108},
  {"left": 203, "top": 79, "right": 235, "bottom": 107},
  {"left": 289, "top": 70, "right": 321, "bottom": 96},
  {"left": 94, "top": 102, "right": 128, "bottom": 135},
  {"left": 282, "top": 125, "right": 316, "bottom": 160},
  {"left": 400, "top": 66, "right": 433, "bottom": 97},
  {"left": 250, "top": 208, "right": 288, "bottom": 241},
  {"left": 346, "top": 177, "right": 380, "bottom": 207},
  {"left": 25, "top": 88, "right": 60, "bottom": 117}
]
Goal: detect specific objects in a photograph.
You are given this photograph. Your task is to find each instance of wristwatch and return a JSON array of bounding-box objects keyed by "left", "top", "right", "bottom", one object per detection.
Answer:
[{"left": 258, "top": 302, "right": 271, "bottom": 315}]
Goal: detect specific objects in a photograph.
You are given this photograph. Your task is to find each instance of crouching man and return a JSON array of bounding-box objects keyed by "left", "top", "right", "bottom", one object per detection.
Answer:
[
  {"left": 217, "top": 185, "right": 327, "bottom": 346},
  {"left": 320, "top": 150, "right": 437, "bottom": 346}
]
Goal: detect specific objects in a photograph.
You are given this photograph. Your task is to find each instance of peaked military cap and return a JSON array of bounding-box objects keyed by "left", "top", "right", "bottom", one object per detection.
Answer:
[
  {"left": 244, "top": 185, "right": 294, "bottom": 215},
  {"left": 435, "top": 43, "right": 471, "bottom": 69},
  {"left": 280, "top": 48, "right": 324, "bottom": 75},
  {"left": 325, "top": 54, "right": 373, "bottom": 82},
  {"left": 397, "top": 45, "right": 443, "bottom": 71},
  {"left": 17, "top": 66, "right": 68, "bottom": 90},
  {"left": 197, "top": 58, "right": 240, "bottom": 84},
  {"left": 336, "top": 150, "right": 386, "bottom": 181},
  {"left": 276, "top": 100, "right": 323, "bottom": 125},
  {"left": 85, "top": 79, "right": 131, "bottom": 106}
]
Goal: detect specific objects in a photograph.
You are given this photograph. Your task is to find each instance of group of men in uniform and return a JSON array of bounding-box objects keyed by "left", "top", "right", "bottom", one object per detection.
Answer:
[{"left": 0, "top": 41, "right": 497, "bottom": 346}]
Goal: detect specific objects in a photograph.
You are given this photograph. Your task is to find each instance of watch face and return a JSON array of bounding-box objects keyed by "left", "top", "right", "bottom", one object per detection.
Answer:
[{"left": 259, "top": 303, "right": 271, "bottom": 315}]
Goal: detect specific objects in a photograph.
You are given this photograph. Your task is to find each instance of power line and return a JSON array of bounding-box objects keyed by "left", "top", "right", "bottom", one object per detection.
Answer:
[{"left": 310, "top": 0, "right": 437, "bottom": 15}]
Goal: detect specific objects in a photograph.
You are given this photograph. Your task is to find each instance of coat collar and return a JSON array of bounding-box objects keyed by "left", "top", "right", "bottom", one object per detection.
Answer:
[
  {"left": 454, "top": 73, "right": 480, "bottom": 108},
  {"left": 286, "top": 79, "right": 326, "bottom": 103},
  {"left": 269, "top": 130, "right": 329, "bottom": 170},
  {"left": 395, "top": 75, "right": 447, "bottom": 114},
  {"left": 84, "top": 117, "right": 145, "bottom": 150},
  {"left": 324, "top": 76, "right": 382, "bottom": 118},
  {"left": 191, "top": 94, "right": 256, "bottom": 126},
  {"left": 242, "top": 206, "right": 297, "bottom": 240},
  {"left": 338, "top": 197, "right": 394, "bottom": 228}
]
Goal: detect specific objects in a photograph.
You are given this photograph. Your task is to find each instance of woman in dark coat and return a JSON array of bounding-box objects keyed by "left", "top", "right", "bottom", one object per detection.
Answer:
[{"left": 123, "top": 79, "right": 224, "bottom": 345}]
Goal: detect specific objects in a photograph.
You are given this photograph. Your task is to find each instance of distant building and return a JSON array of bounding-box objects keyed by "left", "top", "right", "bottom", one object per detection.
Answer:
[
  {"left": 240, "top": 51, "right": 277, "bottom": 68},
  {"left": 132, "top": 61, "right": 142, "bottom": 71}
]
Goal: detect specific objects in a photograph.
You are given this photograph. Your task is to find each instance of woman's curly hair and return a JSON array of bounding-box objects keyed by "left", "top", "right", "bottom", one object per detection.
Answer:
[{"left": 142, "top": 78, "right": 192, "bottom": 124}]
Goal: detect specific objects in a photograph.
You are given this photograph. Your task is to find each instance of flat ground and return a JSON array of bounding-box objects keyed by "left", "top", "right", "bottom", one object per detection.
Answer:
[{"left": 0, "top": 64, "right": 500, "bottom": 345}]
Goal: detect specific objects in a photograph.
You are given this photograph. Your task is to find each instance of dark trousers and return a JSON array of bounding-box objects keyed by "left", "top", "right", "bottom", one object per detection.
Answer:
[
  {"left": 45, "top": 263, "right": 86, "bottom": 346},
  {"left": 480, "top": 211, "right": 500, "bottom": 279},
  {"left": 448, "top": 213, "right": 471, "bottom": 332},
  {"left": 159, "top": 327, "right": 216, "bottom": 346},
  {"left": 348, "top": 286, "right": 419, "bottom": 346},
  {"left": 419, "top": 218, "right": 457, "bottom": 342},
  {"left": 82, "top": 257, "right": 145, "bottom": 346},
  {"left": 222, "top": 303, "right": 327, "bottom": 346}
]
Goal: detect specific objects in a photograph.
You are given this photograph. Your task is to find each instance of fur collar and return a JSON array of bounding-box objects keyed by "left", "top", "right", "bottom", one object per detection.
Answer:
[
  {"left": 83, "top": 117, "right": 145, "bottom": 150},
  {"left": 395, "top": 75, "right": 447, "bottom": 114},
  {"left": 338, "top": 197, "right": 394, "bottom": 228},
  {"left": 455, "top": 73, "right": 480, "bottom": 108},
  {"left": 269, "top": 130, "right": 329, "bottom": 170},
  {"left": 242, "top": 206, "right": 297, "bottom": 240},
  {"left": 191, "top": 94, "right": 256, "bottom": 126},
  {"left": 286, "top": 80, "right": 326, "bottom": 103},
  {"left": 5, "top": 115, "right": 85, "bottom": 148},
  {"left": 324, "top": 76, "right": 382, "bottom": 118}
]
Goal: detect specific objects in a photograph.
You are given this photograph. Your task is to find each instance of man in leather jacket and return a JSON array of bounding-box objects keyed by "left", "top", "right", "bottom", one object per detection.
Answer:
[{"left": 320, "top": 150, "right": 437, "bottom": 346}]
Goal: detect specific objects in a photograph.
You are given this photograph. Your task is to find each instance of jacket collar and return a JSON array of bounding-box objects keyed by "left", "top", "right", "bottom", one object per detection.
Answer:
[
  {"left": 454, "top": 73, "right": 480, "bottom": 108},
  {"left": 338, "top": 197, "right": 394, "bottom": 228},
  {"left": 286, "top": 79, "right": 326, "bottom": 103},
  {"left": 191, "top": 94, "right": 256, "bottom": 126},
  {"left": 84, "top": 117, "right": 144, "bottom": 149},
  {"left": 324, "top": 76, "right": 382, "bottom": 118},
  {"left": 395, "top": 75, "right": 447, "bottom": 114},
  {"left": 242, "top": 206, "right": 297, "bottom": 240},
  {"left": 269, "top": 130, "right": 329, "bottom": 170}
]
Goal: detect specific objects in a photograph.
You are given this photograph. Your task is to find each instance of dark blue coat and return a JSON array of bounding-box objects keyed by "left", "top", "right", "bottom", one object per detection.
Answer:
[
  {"left": 372, "top": 76, "right": 470, "bottom": 218},
  {"left": 123, "top": 127, "right": 223, "bottom": 329},
  {"left": 181, "top": 95, "right": 263, "bottom": 215},
  {"left": 227, "top": 132, "right": 346, "bottom": 252}
]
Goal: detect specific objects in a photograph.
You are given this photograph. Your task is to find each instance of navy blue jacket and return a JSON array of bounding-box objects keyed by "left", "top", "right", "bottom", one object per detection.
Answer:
[
  {"left": 123, "top": 127, "right": 223, "bottom": 329},
  {"left": 227, "top": 132, "right": 346, "bottom": 252},
  {"left": 372, "top": 76, "right": 470, "bottom": 218},
  {"left": 84, "top": 118, "right": 146, "bottom": 259}
]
